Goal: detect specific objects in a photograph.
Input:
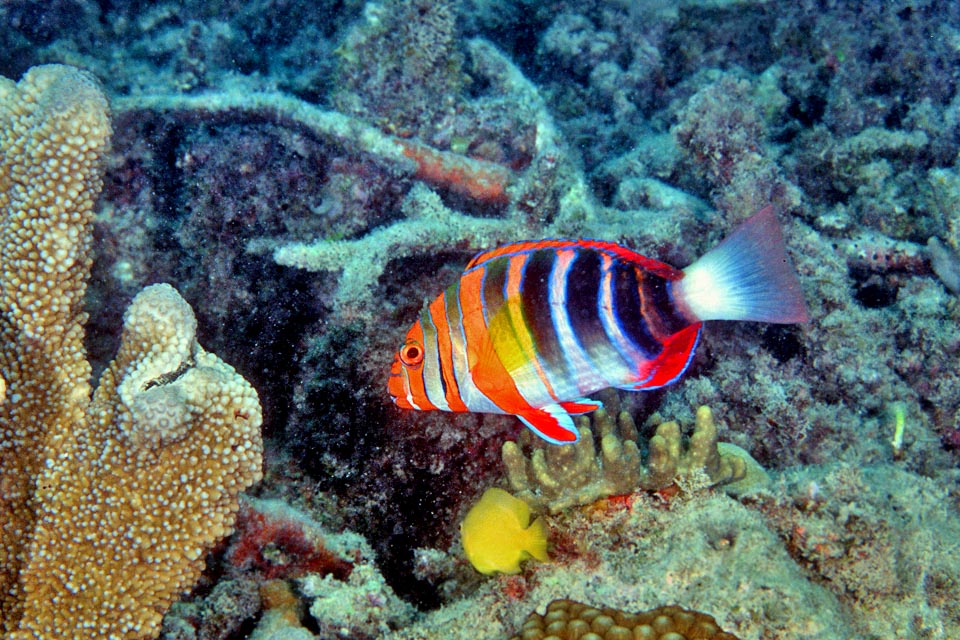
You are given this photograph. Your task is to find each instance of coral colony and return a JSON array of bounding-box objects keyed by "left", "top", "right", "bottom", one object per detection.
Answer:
[{"left": 2, "top": 1, "right": 960, "bottom": 639}]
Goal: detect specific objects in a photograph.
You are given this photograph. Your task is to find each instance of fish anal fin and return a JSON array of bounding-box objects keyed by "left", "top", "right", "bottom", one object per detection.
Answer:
[
  {"left": 516, "top": 404, "right": 580, "bottom": 444},
  {"left": 637, "top": 323, "right": 702, "bottom": 390},
  {"left": 559, "top": 399, "right": 602, "bottom": 415}
]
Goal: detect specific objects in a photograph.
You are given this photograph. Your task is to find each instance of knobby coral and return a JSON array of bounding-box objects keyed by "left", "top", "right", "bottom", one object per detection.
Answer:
[
  {"left": 0, "top": 64, "right": 263, "bottom": 639},
  {"left": 503, "top": 400, "right": 762, "bottom": 514}
]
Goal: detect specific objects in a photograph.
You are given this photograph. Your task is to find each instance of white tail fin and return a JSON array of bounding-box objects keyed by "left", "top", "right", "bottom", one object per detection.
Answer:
[{"left": 673, "top": 205, "right": 809, "bottom": 323}]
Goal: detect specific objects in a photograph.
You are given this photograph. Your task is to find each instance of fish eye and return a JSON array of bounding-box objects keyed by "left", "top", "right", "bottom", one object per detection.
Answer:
[{"left": 399, "top": 341, "right": 424, "bottom": 367}]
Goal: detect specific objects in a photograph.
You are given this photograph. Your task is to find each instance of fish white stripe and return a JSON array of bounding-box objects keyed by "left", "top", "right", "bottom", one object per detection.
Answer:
[
  {"left": 419, "top": 304, "right": 450, "bottom": 411},
  {"left": 550, "top": 250, "right": 610, "bottom": 395},
  {"left": 402, "top": 367, "right": 422, "bottom": 411},
  {"left": 598, "top": 254, "right": 645, "bottom": 373}
]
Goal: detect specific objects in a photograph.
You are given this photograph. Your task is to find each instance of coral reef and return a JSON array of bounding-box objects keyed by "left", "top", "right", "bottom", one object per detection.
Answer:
[
  {"left": 4, "top": 2, "right": 960, "bottom": 639},
  {"left": 747, "top": 463, "right": 960, "bottom": 637},
  {"left": 511, "top": 599, "right": 740, "bottom": 640},
  {"left": 0, "top": 64, "right": 262, "bottom": 639},
  {"left": 107, "top": 33, "right": 593, "bottom": 318},
  {"left": 673, "top": 73, "right": 801, "bottom": 220},
  {"left": 160, "top": 578, "right": 261, "bottom": 640},
  {"left": 503, "top": 398, "right": 757, "bottom": 514},
  {"left": 332, "top": 0, "right": 465, "bottom": 135}
]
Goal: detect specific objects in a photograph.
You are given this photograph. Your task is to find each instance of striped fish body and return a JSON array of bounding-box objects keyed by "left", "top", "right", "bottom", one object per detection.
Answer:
[
  {"left": 388, "top": 206, "right": 809, "bottom": 444},
  {"left": 388, "top": 241, "right": 702, "bottom": 444}
]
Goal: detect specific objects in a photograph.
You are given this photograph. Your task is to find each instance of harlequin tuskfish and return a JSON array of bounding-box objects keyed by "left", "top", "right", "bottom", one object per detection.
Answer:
[{"left": 388, "top": 206, "right": 808, "bottom": 444}]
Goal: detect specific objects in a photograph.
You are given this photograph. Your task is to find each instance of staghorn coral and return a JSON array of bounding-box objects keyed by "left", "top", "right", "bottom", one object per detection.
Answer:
[
  {"left": 113, "top": 36, "right": 593, "bottom": 319},
  {"left": 503, "top": 400, "right": 760, "bottom": 514},
  {"left": 510, "top": 599, "right": 741, "bottom": 640},
  {"left": 0, "top": 65, "right": 263, "bottom": 639}
]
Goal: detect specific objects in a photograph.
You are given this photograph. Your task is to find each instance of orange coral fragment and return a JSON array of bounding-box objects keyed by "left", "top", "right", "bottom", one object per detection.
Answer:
[{"left": 399, "top": 139, "right": 512, "bottom": 205}]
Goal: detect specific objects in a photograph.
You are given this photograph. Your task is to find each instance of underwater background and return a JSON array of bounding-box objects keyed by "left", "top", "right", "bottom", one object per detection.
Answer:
[{"left": 1, "top": 0, "right": 960, "bottom": 638}]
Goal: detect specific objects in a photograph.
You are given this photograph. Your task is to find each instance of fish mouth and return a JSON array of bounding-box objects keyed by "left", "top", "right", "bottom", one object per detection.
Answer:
[{"left": 387, "top": 356, "right": 408, "bottom": 407}]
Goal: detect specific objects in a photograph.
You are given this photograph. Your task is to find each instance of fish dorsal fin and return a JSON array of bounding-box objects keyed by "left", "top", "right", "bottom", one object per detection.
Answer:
[
  {"left": 466, "top": 239, "right": 683, "bottom": 279},
  {"left": 516, "top": 403, "right": 580, "bottom": 444}
]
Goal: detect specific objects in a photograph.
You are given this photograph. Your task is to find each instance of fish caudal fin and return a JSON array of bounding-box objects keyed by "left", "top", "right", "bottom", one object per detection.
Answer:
[
  {"left": 524, "top": 516, "right": 550, "bottom": 562},
  {"left": 673, "top": 205, "right": 809, "bottom": 324}
]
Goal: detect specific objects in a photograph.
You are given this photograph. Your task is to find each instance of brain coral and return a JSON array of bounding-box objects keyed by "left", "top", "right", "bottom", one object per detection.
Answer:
[{"left": 510, "top": 599, "right": 740, "bottom": 640}]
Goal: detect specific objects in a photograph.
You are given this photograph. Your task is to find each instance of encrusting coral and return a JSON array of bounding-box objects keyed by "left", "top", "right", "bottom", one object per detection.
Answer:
[
  {"left": 510, "top": 599, "right": 741, "bottom": 640},
  {"left": 503, "top": 397, "right": 761, "bottom": 514},
  {"left": 0, "top": 64, "right": 263, "bottom": 639}
]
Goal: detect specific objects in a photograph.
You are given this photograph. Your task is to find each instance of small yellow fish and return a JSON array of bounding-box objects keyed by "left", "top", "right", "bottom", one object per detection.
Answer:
[{"left": 460, "top": 488, "right": 549, "bottom": 575}]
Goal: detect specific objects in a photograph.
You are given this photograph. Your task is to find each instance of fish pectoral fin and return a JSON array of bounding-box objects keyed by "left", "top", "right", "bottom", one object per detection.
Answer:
[
  {"left": 516, "top": 404, "right": 580, "bottom": 445},
  {"left": 558, "top": 398, "right": 602, "bottom": 415}
]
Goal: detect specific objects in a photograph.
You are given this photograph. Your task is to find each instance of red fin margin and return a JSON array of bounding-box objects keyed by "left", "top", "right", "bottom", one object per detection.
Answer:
[
  {"left": 466, "top": 239, "right": 683, "bottom": 279},
  {"left": 559, "top": 399, "right": 603, "bottom": 415},
  {"left": 633, "top": 323, "right": 702, "bottom": 390}
]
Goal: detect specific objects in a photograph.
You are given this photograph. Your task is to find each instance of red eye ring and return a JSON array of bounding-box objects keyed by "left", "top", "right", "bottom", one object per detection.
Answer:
[{"left": 399, "top": 341, "right": 424, "bottom": 367}]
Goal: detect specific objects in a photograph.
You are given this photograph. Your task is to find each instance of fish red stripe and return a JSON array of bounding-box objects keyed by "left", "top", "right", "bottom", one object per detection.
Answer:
[
  {"left": 429, "top": 293, "right": 469, "bottom": 412},
  {"left": 459, "top": 266, "right": 533, "bottom": 415}
]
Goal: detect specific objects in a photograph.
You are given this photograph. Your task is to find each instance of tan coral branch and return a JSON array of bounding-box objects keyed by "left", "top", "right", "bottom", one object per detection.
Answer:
[{"left": 1, "top": 64, "right": 264, "bottom": 639}]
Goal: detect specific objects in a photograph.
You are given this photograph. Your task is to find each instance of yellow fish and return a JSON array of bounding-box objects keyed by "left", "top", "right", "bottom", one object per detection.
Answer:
[{"left": 460, "top": 488, "right": 549, "bottom": 574}]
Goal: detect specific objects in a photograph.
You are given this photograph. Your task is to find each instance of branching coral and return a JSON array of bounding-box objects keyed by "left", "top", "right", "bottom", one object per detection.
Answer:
[
  {"left": 502, "top": 398, "right": 763, "bottom": 514},
  {"left": 1, "top": 63, "right": 112, "bottom": 630},
  {"left": 502, "top": 405, "right": 642, "bottom": 514},
  {"left": 113, "top": 37, "right": 594, "bottom": 318},
  {"left": 0, "top": 64, "right": 263, "bottom": 639},
  {"left": 642, "top": 406, "right": 759, "bottom": 494}
]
